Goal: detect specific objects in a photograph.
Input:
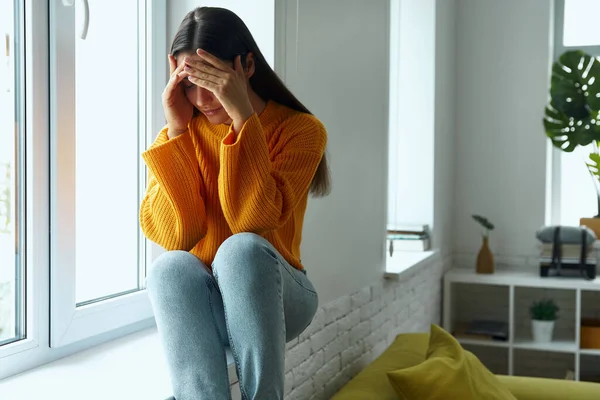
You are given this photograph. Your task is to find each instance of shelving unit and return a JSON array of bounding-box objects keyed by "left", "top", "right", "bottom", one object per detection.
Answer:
[{"left": 443, "top": 267, "right": 600, "bottom": 381}]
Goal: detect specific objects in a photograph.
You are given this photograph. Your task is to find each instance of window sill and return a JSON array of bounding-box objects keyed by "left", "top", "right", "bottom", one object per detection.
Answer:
[
  {"left": 0, "top": 327, "right": 237, "bottom": 400},
  {"left": 384, "top": 249, "right": 440, "bottom": 280}
]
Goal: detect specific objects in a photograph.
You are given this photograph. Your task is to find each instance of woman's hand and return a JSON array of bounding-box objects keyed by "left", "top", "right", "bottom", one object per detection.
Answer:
[
  {"left": 183, "top": 49, "right": 255, "bottom": 132},
  {"left": 163, "top": 54, "right": 194, "bottom": 139}
]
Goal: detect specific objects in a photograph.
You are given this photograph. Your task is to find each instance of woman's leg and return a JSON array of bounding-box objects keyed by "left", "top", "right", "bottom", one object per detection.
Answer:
[
  {"left": 213, "top": 233, "right": 319, "bottom": 400},
  {"left": 146, "top": 250, "right": 231, "bottom": 400}
]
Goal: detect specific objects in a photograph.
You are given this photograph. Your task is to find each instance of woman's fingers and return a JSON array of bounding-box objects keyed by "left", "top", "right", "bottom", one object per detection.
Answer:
[
  {"left": 184, "top": 58, "right": 228, "bottom": 79},
  {"left": 168, "top": 62, "right": 187, "bottom": 86},
  {"left": 163, "top": 61, "right": 188, "bottom": 101},
  {"left": 168, "top": 54, "right": 176, "bottom": 75},
  {"left": 183, "top": 64, "right": 222, "bottom": 85},
  {"left": 169, "top": 54, "right": 185, "bottom": 78},
  {"left": 187, "top": 75, "right": 219, "bottom": 93},
  {"left": 196, "top": 48, "right": 232, "bottom": 71}
]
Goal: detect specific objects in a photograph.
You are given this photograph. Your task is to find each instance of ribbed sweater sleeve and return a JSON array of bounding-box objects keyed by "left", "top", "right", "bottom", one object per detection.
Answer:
[
  {"left": 218, "top": 113, "right": 327, "bottom": 234},
  {"left": 140, "top": 128, "right": 207, "bottom": 251}
]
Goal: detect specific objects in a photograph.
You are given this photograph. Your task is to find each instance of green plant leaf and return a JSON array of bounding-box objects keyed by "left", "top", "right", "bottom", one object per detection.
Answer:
[
  {"left": 551, "top": 50, "right": 600, "bottom": 115},
  {"left": 543, "top": 106, "right": 600, "bottom": 152},
  {"left": 543, "top": 50, "right": 600, "bottom": 151},
  {"left": 530, "top": 298, "right": 560, "bottom": 321},
  {"left": 586, "top": 152, "right": 600, "bottom": 180},
  {"left": 472, "top": 215, "right": 494, "bottom": 230}
]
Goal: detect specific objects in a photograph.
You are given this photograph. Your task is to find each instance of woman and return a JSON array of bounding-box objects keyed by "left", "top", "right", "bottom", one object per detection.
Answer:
[{"left": 140, "top": 6, "right": 330, "bottom": 400}]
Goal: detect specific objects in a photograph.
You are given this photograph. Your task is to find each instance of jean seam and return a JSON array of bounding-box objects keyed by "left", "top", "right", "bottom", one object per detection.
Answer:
[
  {"left": 214, "top": 270, "right": 250, "bottom": 400},
  {"left": 276, "top": 262, "right": 285, "bottom": 374},
  {"left": 206, "top": 277, "right": 226, "bottom": 346},
  {"left": 205, "top": 276, "right": 232, "bottom": 400}
]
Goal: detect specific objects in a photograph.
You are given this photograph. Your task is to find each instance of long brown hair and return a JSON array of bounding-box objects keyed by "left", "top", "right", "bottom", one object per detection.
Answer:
[{"left": 171, "top": 7, "right": 331, "bottom": 197}]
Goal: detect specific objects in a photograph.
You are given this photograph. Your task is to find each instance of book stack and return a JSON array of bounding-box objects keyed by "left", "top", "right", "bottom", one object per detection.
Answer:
[
  {"left": 453, "top": 320, "right": 509, "bottom": 342},
  {"left": 538, "top": 242, "right": 597, "bottom": 280},
  {"left": 387, "top": 224, "right": 430, "bottom": 256},
  {"left": 539, "top": 243, "right": 595, "bottom": 264}
]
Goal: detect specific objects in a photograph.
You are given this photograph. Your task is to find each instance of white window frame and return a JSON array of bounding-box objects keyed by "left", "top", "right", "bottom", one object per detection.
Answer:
[
  {"left": 549, "top": 0, "right": 600, "bottom": 225},
  {"left": 0, "top": 0, "right": 166, "bottom": 379}
]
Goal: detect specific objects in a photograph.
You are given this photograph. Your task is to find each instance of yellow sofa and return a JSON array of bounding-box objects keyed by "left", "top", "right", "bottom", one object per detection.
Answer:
[{"left": 332, "top": 332, "right": 600, "bottom": 400}]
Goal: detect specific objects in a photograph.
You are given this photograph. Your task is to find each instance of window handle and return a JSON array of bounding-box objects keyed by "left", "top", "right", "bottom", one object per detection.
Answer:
[{"left": 61, "top": 0, "right": 89, "bottom": 40}]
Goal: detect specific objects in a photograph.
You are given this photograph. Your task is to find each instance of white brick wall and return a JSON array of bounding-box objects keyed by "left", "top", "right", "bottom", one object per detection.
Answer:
[{"left": 281, "top": 255, "right": 447, "bottom": 400}]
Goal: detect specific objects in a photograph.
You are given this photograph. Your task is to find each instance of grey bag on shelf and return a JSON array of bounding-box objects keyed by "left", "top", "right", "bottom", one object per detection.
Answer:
[{"left": 536, "top": 225, "right": 596, "bottom": 245}]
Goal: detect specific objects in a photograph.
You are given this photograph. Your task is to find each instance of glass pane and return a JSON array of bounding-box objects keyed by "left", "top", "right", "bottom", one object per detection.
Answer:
[
  {"left": 0, "top": 0, "right": 24, "bottom": 345},
  {"left": 563, "top": 0, "right": 600, "bottom": 47},
  {"left": 559, "top": 146, "right": 598, "bottom": 225},
  {"left": 75, "top": 0, "right": 141, "bottom": 304}
]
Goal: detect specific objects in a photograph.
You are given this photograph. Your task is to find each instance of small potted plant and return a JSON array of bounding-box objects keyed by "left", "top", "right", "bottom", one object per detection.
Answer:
[
  {"left": 472, "top": 215, "right": 495, "bottom": 274},
  {"left": 530, "top": 298, "right": 559, "bottom": 343}
]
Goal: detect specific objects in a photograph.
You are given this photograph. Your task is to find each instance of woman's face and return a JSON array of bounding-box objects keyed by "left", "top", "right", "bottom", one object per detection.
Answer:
[{"left": 176, "top": 52, "right": 233, "bottom": 125}]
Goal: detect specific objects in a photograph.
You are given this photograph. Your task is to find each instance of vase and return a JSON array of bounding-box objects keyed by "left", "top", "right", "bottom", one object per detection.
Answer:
[
  {"left": 532, "top": 320, "right": 555, "bottom": 343},
  {"left": 580, "top": 217, "right": 600, "bottom": 239},
  {"left": 476, "top": 236, "right": 494, "bottom": 274}
]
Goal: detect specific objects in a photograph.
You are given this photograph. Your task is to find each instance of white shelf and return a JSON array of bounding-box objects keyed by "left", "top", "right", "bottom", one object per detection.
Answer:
[
  {"left": 457, "top": 338, "right": 509, "bottom": 348},
  {"left": 445, "top": 267, "right": 600, "bottom": 291},
  {"left": 513, "top": 339, "right": 577, "bottom": 354},
  {"left": 457, "top": 338, "right": 578, "bottom": 353},
  {"left": 580, "top": 348, "right": 600, "bottom": 356}
]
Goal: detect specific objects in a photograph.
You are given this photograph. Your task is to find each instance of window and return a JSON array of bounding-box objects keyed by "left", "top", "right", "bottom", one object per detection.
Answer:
[
  {"left": 48, "top": 0, "right": 166, "bottom": 347},
  {"left": 386, "top": 0, "right": 435, "bottom": 239},
  {"left": 562, "top": 0, "right": 600, "bottom": 47},
  {"left": 71, "top": 0, "right": 142, "bottom": 304},
  {"left": 1, "top": 0, "right": 166, "bottom": 379},
  {"left": 550, "top": 0, "right": 600, "bottom": 225},
  {"left": 0, "top": 0, "right": 25, "bottom": 348}
]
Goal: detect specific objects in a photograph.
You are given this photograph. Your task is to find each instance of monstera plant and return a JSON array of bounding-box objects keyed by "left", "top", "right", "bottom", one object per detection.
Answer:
[{"left": 543, "top": 50, "right": 600, "bottom": 217}]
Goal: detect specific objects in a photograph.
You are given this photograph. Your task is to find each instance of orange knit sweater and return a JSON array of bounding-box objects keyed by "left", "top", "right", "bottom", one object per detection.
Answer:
[{"left": 139, "top": 100, "right": 327, "bottom": 270}]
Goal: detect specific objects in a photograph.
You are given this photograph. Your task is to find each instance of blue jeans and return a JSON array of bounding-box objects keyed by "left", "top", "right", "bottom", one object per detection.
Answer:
[{"left": 146, "top": 233, "right": 319, "bottom": 400}]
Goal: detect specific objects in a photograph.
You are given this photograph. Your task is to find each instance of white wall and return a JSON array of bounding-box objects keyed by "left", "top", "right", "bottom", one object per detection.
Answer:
[
  {"left": 167, "top": 1, "right": 275, "bottom": 67},
  {"left": 165, "top": 0, "right": 390, "bottom": 304},
  {"left": 433, "top": 0, "right": 457, "bottom": 254},
  {"left": 282, "top": 0, "right": 390, "bottom": 304},
  {"left": 164, "top": 0, "right": 456, "bottom": 305},
  {"left": 454, "top": 0, "right": 553, "bottom": 262}
]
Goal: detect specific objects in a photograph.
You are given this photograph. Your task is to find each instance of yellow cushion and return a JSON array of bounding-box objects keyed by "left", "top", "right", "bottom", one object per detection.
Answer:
[
  {"left": 330, "top": 333, "right": 429, "bottom": 400},
  {"left": 386, "top": 324, "right": 517, "bottom": 400}
]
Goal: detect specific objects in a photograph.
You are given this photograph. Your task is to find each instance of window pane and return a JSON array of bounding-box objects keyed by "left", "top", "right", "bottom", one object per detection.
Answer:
[
  {"left": 75, "top": 0, "right": 141, "bottom": 304},
  {"left": 559, "top": 146, "right": 598, "bottom": 225},
  {"left": 563, "top": 0, "right": 600, "bottom": 47},
  {"left": 0, "top": 0, "right": 24, "bottom": 345}
]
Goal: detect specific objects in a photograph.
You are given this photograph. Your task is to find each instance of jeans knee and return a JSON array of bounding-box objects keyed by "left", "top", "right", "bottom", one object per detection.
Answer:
[
  {"left": 213, "top": 233, "right": 278, "bottom": 286},
  {"left": 146, "top": 250, "right": 206, "bottom": 293}
]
